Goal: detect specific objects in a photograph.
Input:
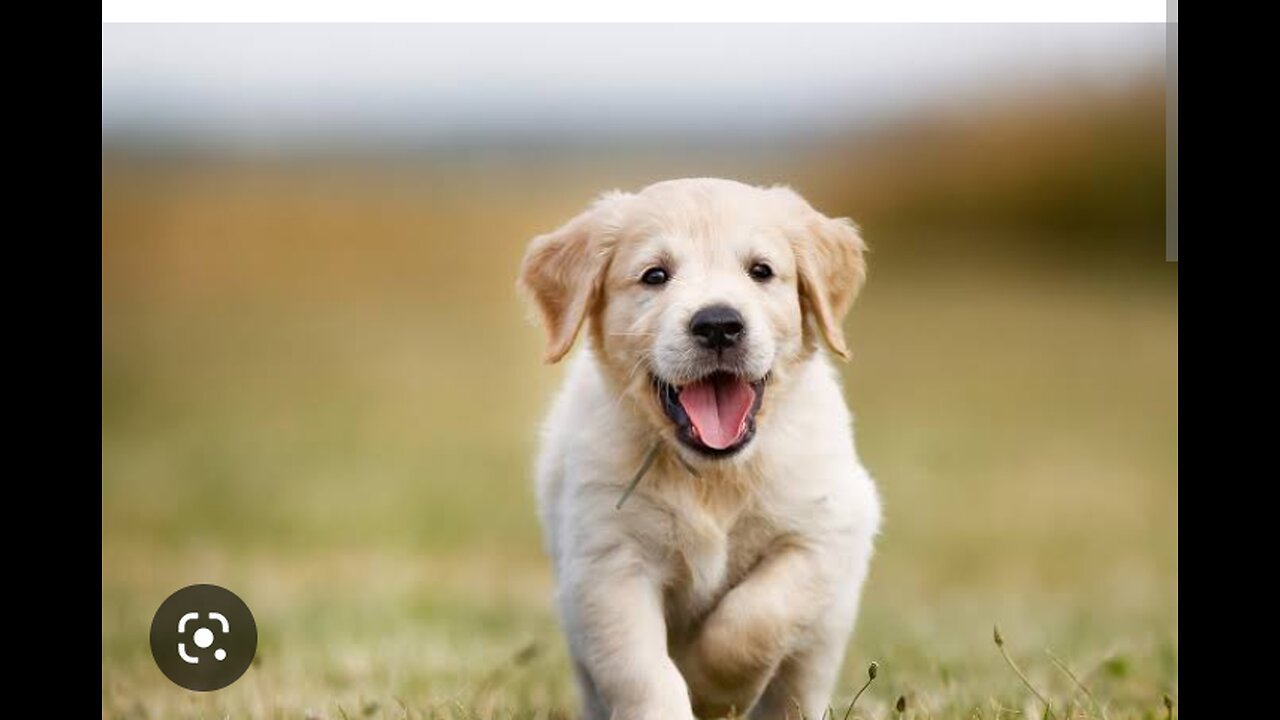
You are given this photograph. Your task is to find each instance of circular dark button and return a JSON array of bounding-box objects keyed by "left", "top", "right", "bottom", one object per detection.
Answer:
[{"left": 149, "top": 584, "right": 257, "bottom": 691}]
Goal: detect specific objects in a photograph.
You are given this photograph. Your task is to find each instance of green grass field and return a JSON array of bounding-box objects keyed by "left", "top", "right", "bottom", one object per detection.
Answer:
[{"left": 102, "top": 164, "right": 1177, "bottom": 720}]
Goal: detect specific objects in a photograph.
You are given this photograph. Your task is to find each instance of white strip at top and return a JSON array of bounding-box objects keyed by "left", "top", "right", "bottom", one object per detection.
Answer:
[{"left": 103, "top": 0, "right": 1170, "bottom": 24}]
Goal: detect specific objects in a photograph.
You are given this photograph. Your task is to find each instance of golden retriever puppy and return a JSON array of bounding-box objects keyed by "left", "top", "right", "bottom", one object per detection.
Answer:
[{"left": 518, "top": 178, "right": 881, "bottom": 720}]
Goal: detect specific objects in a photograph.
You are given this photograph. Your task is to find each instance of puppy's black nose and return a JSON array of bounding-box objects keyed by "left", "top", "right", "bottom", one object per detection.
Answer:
[{"left": 690, "top": 305, "right": 746, "bottom": 350}]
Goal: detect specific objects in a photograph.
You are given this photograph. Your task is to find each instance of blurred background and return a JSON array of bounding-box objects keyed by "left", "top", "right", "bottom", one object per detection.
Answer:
[{"left": 102, "top": 24, "right": 1176, "bottom": 719}]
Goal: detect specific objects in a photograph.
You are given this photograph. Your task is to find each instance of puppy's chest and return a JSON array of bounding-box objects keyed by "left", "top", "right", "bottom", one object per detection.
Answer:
[{"left": 663, "top": 507, "right": 775, "bottom": 625}]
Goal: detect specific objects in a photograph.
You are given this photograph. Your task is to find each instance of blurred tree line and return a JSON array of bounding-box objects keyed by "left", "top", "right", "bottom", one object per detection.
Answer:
[{"left": 801, "top": 75, "right": 1166, "bottom": 264}]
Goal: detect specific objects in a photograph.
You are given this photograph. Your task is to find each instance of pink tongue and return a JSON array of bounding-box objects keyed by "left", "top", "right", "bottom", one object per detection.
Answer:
[{"left": 678, "top": 376, "right": 756, "bottom": 450}]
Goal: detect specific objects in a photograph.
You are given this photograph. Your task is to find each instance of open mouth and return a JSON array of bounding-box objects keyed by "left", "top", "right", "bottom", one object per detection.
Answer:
[{"left": 655, "top": 371, "right": 767, "bottom": 457}]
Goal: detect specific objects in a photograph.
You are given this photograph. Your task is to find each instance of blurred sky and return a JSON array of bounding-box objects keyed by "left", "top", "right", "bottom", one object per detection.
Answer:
[{"left": 102, "top": 24, "right": 1165, "bottom": 147}]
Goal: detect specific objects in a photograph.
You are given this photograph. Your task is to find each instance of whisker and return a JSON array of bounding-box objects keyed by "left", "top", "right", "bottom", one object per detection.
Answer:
[{"left": 610, "top": 353, "right": 653, "bottom": 414}]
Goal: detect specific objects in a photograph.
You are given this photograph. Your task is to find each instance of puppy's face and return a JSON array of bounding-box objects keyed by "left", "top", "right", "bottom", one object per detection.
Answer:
[{"left": 520, "top": 179, "right": 865, "bottom": 462}]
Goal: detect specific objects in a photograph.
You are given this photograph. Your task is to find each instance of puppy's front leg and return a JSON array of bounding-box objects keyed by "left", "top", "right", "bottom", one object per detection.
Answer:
[
  {"left": 561, "top": 548, "right": 695, "bottom": 720},
  {"left": 676, "top": 542, "right": 835, "bottom": 719}
]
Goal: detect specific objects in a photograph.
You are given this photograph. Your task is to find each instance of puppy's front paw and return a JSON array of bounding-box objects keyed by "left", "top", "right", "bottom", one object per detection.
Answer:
[
  {"left": 610, "top": 662, "right": 698, "bottom": 720},
  {"left": 674, "top": 626, "right": 775, "bottom": 719}
]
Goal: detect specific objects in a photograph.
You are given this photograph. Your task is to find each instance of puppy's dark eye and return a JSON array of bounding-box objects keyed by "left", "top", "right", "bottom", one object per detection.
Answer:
[
  {"left": 640, "top": 267, "right": 670, "bottom": 286},
  {"left": 748, "top": 262, "right": 774, "bottom": 282}
]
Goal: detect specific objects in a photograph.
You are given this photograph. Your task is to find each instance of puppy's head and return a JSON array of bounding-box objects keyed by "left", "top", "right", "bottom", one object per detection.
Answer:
[{"left": 519, "top": 178, "right": 866, "bottom": 461}]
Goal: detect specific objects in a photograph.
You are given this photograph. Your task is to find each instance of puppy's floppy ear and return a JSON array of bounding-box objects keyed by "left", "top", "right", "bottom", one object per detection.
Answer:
[
  {"left": 518, "top": 192, "right": 628, "bottom": 363},
  {"left": 786, "top": 196, "right": 867, "bottom": 361}
]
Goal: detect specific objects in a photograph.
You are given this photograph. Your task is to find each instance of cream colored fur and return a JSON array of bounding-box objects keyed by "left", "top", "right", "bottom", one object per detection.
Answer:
[{"left": 519, "top": 178, "right": 881, "bottom": 720}]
